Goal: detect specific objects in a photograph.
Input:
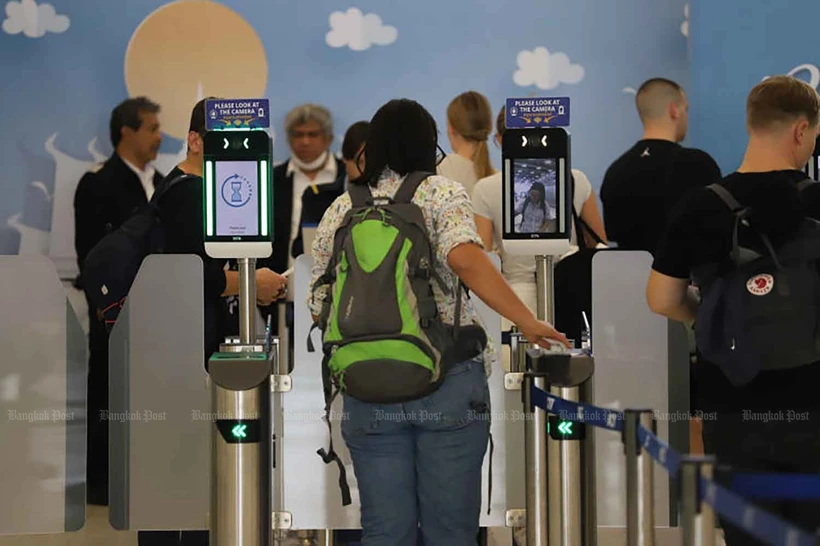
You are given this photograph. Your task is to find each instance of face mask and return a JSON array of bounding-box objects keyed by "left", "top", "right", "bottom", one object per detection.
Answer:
[{"left": 291, "top": 151, "right": 328, "bottom": 172}]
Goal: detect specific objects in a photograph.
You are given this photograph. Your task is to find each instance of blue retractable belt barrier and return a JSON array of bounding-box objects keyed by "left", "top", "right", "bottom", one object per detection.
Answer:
[
  {"left": 529, "top": 383, "right": 624, "bottom": 432},
  {"left": 699, "top": 477, "right": 818, "bottom": 546},
  {"left": 636, "top": 425, "right": 682, "bottom": 475},
  {"left": 528, "top": 383, "right": 820, "bottom": 546},
  {"left": 728, "top": 473, "right": 820, "bottom": 501}
]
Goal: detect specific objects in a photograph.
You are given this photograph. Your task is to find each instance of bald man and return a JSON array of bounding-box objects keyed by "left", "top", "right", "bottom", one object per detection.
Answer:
[{"left": 600, "top": 78, "right": 721, "bottom": 255}]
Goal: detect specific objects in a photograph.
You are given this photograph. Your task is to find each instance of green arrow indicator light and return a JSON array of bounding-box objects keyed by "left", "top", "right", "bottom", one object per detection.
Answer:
[
  {"left": 558, "top": 421, "right": 573, "bottom": 435},
  {"left": 231, "top": 424, "right": 247, "bottom": 439}
]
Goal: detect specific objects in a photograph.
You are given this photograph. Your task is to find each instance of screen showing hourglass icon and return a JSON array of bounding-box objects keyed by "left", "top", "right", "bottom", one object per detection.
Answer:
[{"left": 216, "top": 160, "right": 259, "bottom": 236}]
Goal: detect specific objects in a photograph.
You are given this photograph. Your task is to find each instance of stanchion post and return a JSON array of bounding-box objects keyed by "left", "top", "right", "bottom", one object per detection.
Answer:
[
  {"left": 523, "top": 371, "right": 549, "bottom": 545},
  {"left": 680, "top": 456, "right": 716, "bottom": 546},
  {"left": 624, "top": 409, "right": 656, "bottom": 546}
]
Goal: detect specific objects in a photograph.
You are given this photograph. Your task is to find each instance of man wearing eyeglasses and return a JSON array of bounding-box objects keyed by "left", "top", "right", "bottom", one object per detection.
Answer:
[{"left": 258, "top": 104, "right": 345, "bottom": 369}]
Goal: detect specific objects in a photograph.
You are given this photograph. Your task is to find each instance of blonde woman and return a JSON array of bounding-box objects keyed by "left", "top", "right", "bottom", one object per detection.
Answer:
[{"left": 437, "top": 90, "right": 496, "bottom": 195}]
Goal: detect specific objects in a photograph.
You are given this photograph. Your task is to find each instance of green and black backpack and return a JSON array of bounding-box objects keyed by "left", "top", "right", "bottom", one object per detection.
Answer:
[{"left": 307, "top": 171, "right": 487, "bottom": 504}]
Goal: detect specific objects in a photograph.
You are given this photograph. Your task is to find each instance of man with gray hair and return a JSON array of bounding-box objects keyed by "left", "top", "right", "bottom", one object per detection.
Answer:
[
  {"left": 271, "top": 103, "right": 345, "bottom": 274},
  {"left": 261, "top": 103, "right": 345, "bottom": 367}
]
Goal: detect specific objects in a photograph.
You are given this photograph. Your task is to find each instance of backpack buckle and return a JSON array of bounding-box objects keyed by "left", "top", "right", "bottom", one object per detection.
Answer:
[{"left": 421, "top": 318, "right": 431, "bottom": 329}]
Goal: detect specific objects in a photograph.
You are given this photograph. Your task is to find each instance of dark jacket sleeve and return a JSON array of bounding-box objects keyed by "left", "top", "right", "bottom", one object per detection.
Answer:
[
  {"left": 73, "top": 171, "right": 105, "bottom": 272},
  {"left": 158, "top": 179, "right": 227, "bottom": 299}
]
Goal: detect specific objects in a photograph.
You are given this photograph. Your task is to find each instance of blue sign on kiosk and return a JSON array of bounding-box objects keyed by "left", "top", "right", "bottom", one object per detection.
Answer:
[
  {"left": 205, "top": 98, "right": 270, "bottom": 131},
  {"left": 506, "top": 97, "right": 570, "bottom": 128}
]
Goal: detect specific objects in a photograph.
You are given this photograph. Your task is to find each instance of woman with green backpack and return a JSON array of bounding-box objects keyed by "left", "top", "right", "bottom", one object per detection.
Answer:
[{"left": 307, "top": 98, "right": 570, "bottom": 546}]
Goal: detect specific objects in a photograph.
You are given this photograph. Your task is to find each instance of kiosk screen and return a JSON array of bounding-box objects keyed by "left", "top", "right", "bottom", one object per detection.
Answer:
[
  {"left": 510, "top": 158, "right": 559, "bottom": 234},
  {"left": 214, "top": 160, "right": 260, "bottom": 237}
]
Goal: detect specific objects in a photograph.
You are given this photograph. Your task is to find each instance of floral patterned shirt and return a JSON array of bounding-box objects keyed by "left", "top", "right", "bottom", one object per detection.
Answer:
[{"left": 307, "top": 168, "right": 496, "bottom": 375}]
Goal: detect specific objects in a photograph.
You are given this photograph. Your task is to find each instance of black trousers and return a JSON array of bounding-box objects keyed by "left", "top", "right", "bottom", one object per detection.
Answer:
[
  {"left": 86, "top": 296, "right": 109, "bottom": 506},
  {"left": 702, "top": 412, "right": 820, "bottom": 545}
]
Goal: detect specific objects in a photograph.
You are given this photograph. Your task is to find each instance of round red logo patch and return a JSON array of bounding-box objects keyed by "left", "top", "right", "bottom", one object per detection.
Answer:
[{"left": 747, "top": 274, "right": 774, "bottom": 296}]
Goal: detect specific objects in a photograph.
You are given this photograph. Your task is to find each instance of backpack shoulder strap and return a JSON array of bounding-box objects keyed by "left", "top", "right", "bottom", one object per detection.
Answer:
[
  {"left": 393, "top": 171, "right": 434, "bottom": 204},
  {"left": 706, "top": 183, "right": 748, "bottom": 265},
  {"left": 706, "top": 183, "right": 744, "bottom": 213},
  {"left": 797, "top": 177, "right": 815, "bottom": 193},
  {"left": 347, "top": 182, "right": 372, "bottom": 208},
  {"left": 151, "top": 173, "right": 198, "bottom": 204}
]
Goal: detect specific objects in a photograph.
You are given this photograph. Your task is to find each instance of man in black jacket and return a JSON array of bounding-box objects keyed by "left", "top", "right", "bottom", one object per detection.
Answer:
[
  {"left": 73, "top": 96, "right": 164, "bottom": 506},
  {"left": 242, "top": 104, "right": 345, "bottom": 370}
]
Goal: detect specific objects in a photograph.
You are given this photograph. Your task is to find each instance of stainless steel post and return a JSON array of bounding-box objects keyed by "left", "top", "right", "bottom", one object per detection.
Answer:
[
  {"left": 535, "top": 255, "right": 554, "bottom": 323},
  {"left": 534, "top": 254, "right": 596, "bottom": 546},
  {"left": 524, "top": 371, "right": 549, "bottom": 545},
  {"left": 546, "top": 384, "right": 580, "bottom": 546},
  {"left": 509, "top": 328, "right": 528, "bottom": 373},
  {"left": 625, "top": 410, "right": 656, "bottom": 546},
  {"left": 210, "top": 258, "right": 271, "bottom": 546},
  {"left": 238, "top": 258, "right": 256, "bottom": 344},
  {"left": 680, "top": 456, "right": 716, "bottom": 546},
  {"left": 525, "top": 254, "right": 555, "bottom": 546}
]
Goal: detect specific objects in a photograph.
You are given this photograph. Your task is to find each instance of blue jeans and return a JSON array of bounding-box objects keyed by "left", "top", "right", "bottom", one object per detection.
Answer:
[{"left": 341, "top": 357, "right": 491, "bottom": 546}]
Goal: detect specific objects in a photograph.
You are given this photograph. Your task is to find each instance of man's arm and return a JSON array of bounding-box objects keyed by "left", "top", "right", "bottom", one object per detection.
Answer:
[{"left": 646, "top": 269, "right": 698, "bottom": 324}]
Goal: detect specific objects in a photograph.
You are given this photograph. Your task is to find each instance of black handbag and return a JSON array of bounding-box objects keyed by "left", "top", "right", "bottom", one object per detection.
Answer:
[{"left": 553, "top": 205, "right": 606, "bottom": 347}]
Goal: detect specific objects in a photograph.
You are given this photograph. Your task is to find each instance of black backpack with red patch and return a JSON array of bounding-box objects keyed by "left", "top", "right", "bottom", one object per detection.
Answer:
[{"left": 691, "top": 180, "right": 820, "bottom": 386}]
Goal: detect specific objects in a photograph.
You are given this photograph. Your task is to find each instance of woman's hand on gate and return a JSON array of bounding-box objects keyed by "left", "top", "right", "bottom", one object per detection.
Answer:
[{"left": 519, "top": 318, "right": 572, "bottom": 350}]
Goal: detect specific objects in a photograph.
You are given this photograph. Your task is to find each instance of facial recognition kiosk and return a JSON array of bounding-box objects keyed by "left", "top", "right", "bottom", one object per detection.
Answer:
[
  {"left": 203, "top": 99, "right": 276, "bottom": 546},
  {"left": 502, "top": 97, "right": 597, "bottom": 546}
]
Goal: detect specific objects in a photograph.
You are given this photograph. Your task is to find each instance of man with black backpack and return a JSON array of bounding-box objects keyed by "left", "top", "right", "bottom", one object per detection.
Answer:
[
  {"left": 74, "top": 96, "right": 165, "bottom": 507},
  {"left": 647, "top": 75, "right": 820, "bottom": 544}
]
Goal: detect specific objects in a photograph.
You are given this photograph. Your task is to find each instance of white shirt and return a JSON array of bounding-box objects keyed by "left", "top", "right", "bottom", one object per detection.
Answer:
[
  {"left": 285, "top": 153, "right": 338, "bottom": 267},
  {"left": 471, "top": 168, "right": 593, "bottom": 285},
  {"left": 437, "top": 154, "right": 482, "bottom": 197},
  {"left": 120, "top": 155, "right": 156, "bottom": 200}
]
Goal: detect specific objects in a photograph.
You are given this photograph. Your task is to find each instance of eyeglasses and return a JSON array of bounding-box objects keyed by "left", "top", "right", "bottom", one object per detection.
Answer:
[
  {"left": 436, "top": 144, "right": 447, "bottom": 166},
  {"left": 354, "top": 147, "right": 366, "bottom": 176},
  {"left": 353, "top": 143, "right": 447, "bottom": 174}
]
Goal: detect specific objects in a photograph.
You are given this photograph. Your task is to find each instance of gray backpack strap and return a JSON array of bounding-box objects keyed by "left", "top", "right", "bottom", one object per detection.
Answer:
[
  {"left": 797, "top": 178, "right": 815, "bottom": 193},
  {"left": 707, "top": 183, "right": 743, "bottom": 212},
  {"left": 707, "top": 184, "right": 747, "bottom": 264},
  {"left": 393, "top": 171, "right": 434, "bottom": 204},
  {"left": 348, "top": 183, "right": 373, "bottom": 208}
]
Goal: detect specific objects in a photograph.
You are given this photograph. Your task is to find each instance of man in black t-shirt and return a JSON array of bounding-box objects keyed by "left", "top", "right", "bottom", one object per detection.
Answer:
[
  {"left": 648, "top": 76, "right": 820, "bottom": 544},
  {"left": 601, "top": 78, "right": 722, "bottom": 255}
]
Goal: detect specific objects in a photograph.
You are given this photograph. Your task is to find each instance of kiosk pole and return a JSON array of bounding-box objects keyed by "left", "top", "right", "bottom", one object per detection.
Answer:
[
  {"left": 535, "top": 256, "right": 554, "bottom": 323},
  {"left": 524, "top": 370, "right": 549, "bottom": 546},
  {"left": 238, "top": 258, "right": 256, "bottom": 344},
  {"left": 525, "top": 256, "right": 552, "bottom": 545}
]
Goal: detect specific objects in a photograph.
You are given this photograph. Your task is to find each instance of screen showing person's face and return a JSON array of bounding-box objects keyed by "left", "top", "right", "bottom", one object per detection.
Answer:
[{"left": 513, "top": 158, "right": 558, "bottom": 234}]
